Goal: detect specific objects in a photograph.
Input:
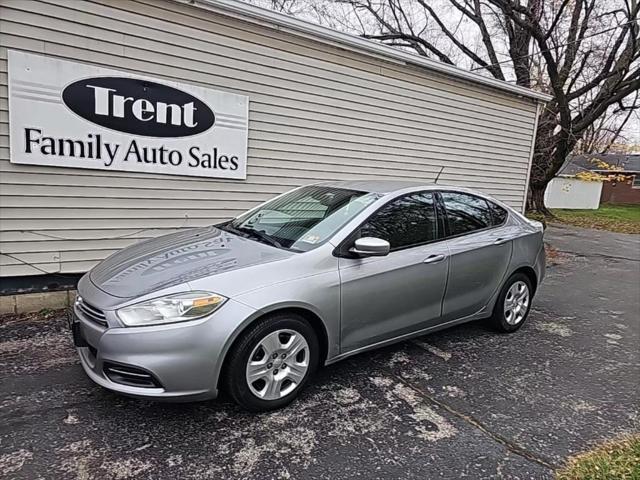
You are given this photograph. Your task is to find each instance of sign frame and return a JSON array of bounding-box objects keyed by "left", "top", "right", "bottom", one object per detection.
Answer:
[{"left": 8, "top": 50, "right": 249, "bottom": 180}]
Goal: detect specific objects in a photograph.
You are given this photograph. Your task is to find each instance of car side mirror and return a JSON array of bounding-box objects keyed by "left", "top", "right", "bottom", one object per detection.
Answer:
[{"left": 350, "top": 237, "right": 390, "bottom": 257}]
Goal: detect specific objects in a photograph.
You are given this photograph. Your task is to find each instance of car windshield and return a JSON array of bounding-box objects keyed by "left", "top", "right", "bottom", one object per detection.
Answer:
[{"left": 220, "top": 186, "right": 381, "bottom": 252}]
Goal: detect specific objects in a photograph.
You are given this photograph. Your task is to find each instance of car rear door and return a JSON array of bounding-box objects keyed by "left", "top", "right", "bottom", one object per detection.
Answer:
[
  {"left": 337, "top": 191, "right": 449, "bottom": 353},
  {"left": 438, "top": 191, "right": 514, "bottom": 321}
]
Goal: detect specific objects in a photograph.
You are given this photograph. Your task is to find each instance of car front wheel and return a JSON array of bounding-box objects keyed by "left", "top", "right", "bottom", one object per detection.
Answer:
[
  {"left": 224, "top": 313, "right": 319, "bottom": 412},
  {"left": 490, "top": 273, "right": 533, "bottom": 333}
]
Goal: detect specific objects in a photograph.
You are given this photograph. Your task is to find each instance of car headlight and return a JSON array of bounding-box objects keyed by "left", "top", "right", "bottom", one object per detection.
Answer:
[{"left": 117, "top": 291, "right": 227, "bottom": 327}]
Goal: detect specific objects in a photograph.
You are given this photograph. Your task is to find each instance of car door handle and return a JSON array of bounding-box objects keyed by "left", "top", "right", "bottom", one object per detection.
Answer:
[
  {"left": 494, "top": 237, "right": 510, "bottom": 245},
  {"left": 423, "top": 254, "right": 446, "bottom": 264}
]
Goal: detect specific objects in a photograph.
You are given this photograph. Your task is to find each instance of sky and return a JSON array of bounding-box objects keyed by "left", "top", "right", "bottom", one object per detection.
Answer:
[{"left": 624, "top": 115, "right": 640, "bottom": 148}]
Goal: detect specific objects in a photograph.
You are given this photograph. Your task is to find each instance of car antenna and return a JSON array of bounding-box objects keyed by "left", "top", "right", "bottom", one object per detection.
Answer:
[{"left": 434, "top": 166, "right": 445, "bottom": 184}]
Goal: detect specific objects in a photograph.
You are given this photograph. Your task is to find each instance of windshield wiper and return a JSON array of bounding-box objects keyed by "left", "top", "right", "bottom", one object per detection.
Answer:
[{"left": 225, "top": 225, "right": 283, "bottom": 249}]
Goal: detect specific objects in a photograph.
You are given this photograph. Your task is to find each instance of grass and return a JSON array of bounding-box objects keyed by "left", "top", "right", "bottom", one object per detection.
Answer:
[
  {"left": 556, "top": 435, "right": 640, "bottom": 480},
  {"left": 532, "top": 204, "right": 640, "bottom": 234}
]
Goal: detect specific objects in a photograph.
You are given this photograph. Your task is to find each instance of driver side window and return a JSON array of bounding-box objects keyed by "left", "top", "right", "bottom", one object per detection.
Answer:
[{"left": 360, "top": 192, "right": 437, "bottom": 251}]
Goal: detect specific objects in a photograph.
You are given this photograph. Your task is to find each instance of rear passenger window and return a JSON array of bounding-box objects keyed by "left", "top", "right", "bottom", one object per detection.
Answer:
[
  {"left": 441, "top": 192, "right": 492, "bottom": 236},
  {"left": 360, "top": 192, "right": 436, "bottom": 250},
  {"left": 488, "top": 201, "right": 508, "bottom": 226}
]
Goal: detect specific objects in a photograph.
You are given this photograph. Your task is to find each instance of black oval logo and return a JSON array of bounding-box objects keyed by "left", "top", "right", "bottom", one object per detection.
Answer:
[{"left": 62, "top": 77, "right": 215, "bottom": 137}]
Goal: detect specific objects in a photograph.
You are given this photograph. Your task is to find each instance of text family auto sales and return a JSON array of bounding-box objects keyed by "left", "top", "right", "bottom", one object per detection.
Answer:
[{"left": 24, "top": 128, "right": 240, "bottom": 171}]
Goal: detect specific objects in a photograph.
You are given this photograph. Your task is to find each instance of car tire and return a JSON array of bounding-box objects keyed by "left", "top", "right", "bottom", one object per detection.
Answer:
[
  {"left": 490, "top": 273, "right": 533, "bottom": 333},
  {"left": 223, "top": 312, "right": 319, "bottom": 412}
]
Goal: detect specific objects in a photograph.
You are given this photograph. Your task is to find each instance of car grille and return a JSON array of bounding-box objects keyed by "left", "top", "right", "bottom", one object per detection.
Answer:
[{"left": 76, "top": 297, "right": 108, "bottom": 328}]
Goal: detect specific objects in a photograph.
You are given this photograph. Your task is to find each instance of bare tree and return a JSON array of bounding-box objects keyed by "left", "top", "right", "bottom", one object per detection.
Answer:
[
  {"left": 491, "top": 0, "right": 640, "bottom": 213},
  {"left": 247, "top": 0, "right": 640, "bottom": 214},
  {"left": 575, "top": 90, "right": 639, "bottom": 154}
]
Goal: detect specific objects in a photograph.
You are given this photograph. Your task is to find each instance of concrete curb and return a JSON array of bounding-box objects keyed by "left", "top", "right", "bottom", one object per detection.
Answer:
[{"left": 0, "top": 290, "right": 77, "bottom": 314}]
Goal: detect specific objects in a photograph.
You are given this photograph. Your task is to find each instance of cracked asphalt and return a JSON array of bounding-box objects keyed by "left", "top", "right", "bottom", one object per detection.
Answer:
[{"left": 1, "top": 224, "right": 638, "bottom": 479}]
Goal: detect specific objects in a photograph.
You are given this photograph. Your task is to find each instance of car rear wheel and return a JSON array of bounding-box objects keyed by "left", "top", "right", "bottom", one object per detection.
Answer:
[
  {"left": 490, "top": 273, "right": 533, "bottom": 333},
  {"left": 224, "top": 313, "right": 319, "bottom": 412}
]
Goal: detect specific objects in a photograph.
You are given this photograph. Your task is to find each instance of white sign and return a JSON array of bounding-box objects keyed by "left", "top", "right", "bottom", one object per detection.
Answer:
[{"left": 8, "top": 50, "right": 248, "bottom": 179}]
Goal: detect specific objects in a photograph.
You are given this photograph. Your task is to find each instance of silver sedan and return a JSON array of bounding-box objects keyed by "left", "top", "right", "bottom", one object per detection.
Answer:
[{"left": 72, "top": 180, "right": 545, "bottom": 411}]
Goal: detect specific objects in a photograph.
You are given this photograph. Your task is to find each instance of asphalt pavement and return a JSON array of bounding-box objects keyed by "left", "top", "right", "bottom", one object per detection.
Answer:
[{"left": 1, "top": 224, "right": 638, "bottom": 479}]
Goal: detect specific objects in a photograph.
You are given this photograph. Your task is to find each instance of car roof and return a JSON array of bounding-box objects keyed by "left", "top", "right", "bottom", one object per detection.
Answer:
[
  {"left": 313, "top": 179, "right": 458, "bottom": 194},
  {"left": 311, "top": 180, "right": 516, "bottom": 211}
]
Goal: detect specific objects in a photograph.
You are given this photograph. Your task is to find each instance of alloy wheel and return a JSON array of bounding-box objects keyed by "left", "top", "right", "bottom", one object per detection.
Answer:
[
  {"left": 503, "top": 280, "right": 530, "bottom": 325},
  {"left": 245, "top": 329, "right": 310, "bottom": 400}
]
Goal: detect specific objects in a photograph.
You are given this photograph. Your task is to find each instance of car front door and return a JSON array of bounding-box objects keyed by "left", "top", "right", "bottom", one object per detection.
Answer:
[
  {"left": 337, "top": 191, "right": 449, "bottom": 353},
  {"left": 438, "top": 191, "right": 513, "bottom": 321}
]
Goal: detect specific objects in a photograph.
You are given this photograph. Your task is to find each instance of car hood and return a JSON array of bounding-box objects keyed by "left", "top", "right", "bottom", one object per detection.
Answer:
[{"left": 89, "top": 226, "right": 293, "bottom": 298}]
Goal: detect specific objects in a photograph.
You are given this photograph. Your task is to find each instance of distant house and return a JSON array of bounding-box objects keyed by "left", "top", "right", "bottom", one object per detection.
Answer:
[{"left": 545, "top": 153, "right": 640, "bottom": 209}]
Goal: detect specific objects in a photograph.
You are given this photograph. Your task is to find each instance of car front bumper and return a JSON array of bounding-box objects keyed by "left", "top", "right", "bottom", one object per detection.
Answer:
[{"left": 72, "top": 288, "right": 258, "bottom": 402}]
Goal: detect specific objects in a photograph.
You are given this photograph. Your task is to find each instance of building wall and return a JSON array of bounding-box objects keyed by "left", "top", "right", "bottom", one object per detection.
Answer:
[
  {"left": 544, "top": 177, "right": 602, "bottom": 210},
  {"left": 600, "top": 176, "right": 640, "bottom": 204},
  {"left": 0, "top": 0, "right": 540, "bottom": 278}
]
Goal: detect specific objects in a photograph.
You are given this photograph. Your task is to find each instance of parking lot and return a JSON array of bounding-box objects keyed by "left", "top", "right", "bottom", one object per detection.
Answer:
[{"left": 1, "top": 224, "right": 638, "bottom": 479}]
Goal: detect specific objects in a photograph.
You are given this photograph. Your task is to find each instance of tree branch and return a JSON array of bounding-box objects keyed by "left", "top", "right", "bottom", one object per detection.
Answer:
[
  {"left": 361, "top": 32, "right": 452, "bottom": 62},
  {"left": 448, "top": 0, "right": 506, "bottom": 80},
  {"left": 544, "top": 0, "right": 572, "bottom": 40},
  {"left": 567, "top": 4, "right": 640, "bottom": 100},
  {"left": 347, "top": 0, "right": 456, "bottom": 63},
  {"left": 601, "top": 94, "right": 637, "bottom": 153},
  {"left": 416, "top": 0, "right": 505, "bottom": 78},
  {"left": 574, "top": 77, "right": 640, "bottom": 133},
  {"left": 557, "top": 0, "right": 589, "bottom": 85}
]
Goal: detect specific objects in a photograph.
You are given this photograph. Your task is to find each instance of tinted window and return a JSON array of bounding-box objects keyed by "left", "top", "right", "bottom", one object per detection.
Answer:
[
  {"left": 360, "top": 192, "right": 436, "bottom": 250},
  {"left": 441, "top": 192, "right": 492, "bottom": 236},
  {"left": 226, "top": 186, "right": 382, "bottom": 251},
  {"left": 488, "top": 201, "right": 508, "bottom": 225}
]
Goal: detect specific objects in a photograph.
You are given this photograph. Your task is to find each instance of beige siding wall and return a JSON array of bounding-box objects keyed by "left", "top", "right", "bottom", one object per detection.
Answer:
[{"left": 0, "top": 0, "right": 539, "bottom": 277}]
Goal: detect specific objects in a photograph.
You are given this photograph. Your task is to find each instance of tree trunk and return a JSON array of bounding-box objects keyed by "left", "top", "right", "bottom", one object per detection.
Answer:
[{"left": 526, "top": 184, "right": 552, "bottom": 216}]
